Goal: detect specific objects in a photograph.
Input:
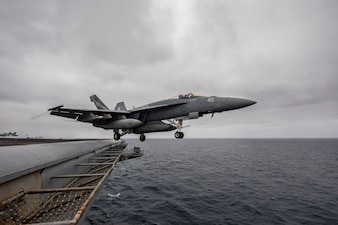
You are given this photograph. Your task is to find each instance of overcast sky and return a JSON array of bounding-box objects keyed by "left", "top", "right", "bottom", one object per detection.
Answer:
[{"left": 1, "top": 0, "right": 338, "bottom": 139}]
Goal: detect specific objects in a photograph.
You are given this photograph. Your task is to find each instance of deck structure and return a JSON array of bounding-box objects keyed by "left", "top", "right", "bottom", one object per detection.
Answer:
[{"left": 0, "top": 139, "right": 139, "bottom": 224}]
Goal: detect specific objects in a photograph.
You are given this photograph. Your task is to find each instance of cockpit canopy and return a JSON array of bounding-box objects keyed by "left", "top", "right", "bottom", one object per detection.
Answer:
[{"left": 170, "top": 93, "right": 200, "bottom": 99}]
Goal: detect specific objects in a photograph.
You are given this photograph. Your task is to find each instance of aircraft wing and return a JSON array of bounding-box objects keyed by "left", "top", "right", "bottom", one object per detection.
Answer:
[
  {"left": 130, "top": 101, "right": 188, "bottom": 113},
  {"left": 48, "top": 105, "right": 129, "bottom": 122}
]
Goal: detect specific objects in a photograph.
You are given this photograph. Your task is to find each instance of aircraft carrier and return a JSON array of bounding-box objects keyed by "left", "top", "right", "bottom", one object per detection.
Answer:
[{"left": 0, "top": 138, "right": 142, "bottom": 224}]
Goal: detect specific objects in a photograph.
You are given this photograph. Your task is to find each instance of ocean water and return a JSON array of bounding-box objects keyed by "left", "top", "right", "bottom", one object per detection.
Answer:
[{"left": 83, "top": 139, "right": 338, "bottom": 225}]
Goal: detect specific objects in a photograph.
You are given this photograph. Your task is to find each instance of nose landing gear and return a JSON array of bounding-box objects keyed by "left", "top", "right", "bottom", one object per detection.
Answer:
[
  {"left": 175, "top": 131, "right": 184, "bottom": 139},
  {"left": 174, "top": 119, "right": 185, "bottom": 139}
]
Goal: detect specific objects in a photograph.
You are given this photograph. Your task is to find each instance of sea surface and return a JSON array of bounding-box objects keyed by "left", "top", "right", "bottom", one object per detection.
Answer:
[{"left": 83, "top": 139, "right": 338, "bottom": 225}]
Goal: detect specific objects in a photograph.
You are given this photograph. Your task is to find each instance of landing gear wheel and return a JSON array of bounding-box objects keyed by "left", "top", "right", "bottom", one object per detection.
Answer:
[
  {"left": 140, "top": 134, "right": 146, "bottom": 142},
  {"left": 114, "top": 132, "right": 121, "bottom": 141},
  {"left": 175, "top": 131, "right": 184, "bottom": 139}
]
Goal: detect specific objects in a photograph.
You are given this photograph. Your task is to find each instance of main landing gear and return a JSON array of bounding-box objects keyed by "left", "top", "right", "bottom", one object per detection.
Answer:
[
  {"left": 139, "top": 134, "right": 146, "bottom": 142},
  {"left": 114, "top": 132, "right": 121, "bottom": 141},
  {"left": 114, "top": 130, "right": 146, "bottom": 142}
]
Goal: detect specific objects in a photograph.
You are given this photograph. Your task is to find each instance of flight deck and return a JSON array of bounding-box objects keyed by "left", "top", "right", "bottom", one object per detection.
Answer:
[{"left": 0, "top": 138, "right": 142, "bottom": 224}]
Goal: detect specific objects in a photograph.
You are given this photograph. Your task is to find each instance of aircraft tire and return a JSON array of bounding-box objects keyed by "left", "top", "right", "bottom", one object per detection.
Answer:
[
  {"left": 114, "top": 132, "right": 120, "bottom": 140},
  {"left": 140, "top": 134, "right": 146, "bottom": 142},
  {"left": 175, "top": 131, "right": 184, "bottom": 139}
]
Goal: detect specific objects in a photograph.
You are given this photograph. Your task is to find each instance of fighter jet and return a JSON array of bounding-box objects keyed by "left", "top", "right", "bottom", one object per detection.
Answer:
[{"left": 48, "top": 93, "right": 256, "bottom": 141}]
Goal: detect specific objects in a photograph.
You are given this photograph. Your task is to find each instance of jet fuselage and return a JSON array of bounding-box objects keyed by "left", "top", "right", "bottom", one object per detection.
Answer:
[{"left": 132, "top": 96, "right": 256, "bottom": 122}]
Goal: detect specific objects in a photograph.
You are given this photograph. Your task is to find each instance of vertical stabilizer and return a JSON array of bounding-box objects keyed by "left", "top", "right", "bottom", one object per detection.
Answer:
[
  {"left": 115, "top": 102, "right": 127, "bottom": 111},
  {"left": 90, "top": 95, "right": 109, "bottom": 110}
]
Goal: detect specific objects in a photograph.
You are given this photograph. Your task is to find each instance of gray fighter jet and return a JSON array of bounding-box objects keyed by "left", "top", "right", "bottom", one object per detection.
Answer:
[{"left": 48, "top": 93, "right": 256, "bottom": 141}]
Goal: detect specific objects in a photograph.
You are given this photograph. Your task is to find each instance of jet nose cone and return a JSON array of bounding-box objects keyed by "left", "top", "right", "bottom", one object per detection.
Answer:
[
  {"left": 243, "top": 99, "right": 257, "bottom": 107},
  {"left": 226, "top": 97, "right": 256, "bottom": 110}
]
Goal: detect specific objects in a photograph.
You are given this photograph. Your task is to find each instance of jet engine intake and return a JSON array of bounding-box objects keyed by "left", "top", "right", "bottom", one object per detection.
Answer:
[{"left": 188, "top": 112, "right": 200, "bottom": 119}]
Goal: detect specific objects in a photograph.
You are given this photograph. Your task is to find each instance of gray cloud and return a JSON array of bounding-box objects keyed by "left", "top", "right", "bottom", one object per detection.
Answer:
[{"left": 51, "top": 0, "right": 176, "bottom": 65}]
